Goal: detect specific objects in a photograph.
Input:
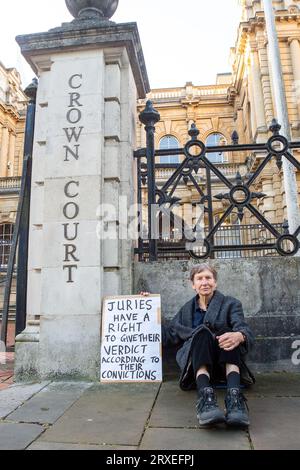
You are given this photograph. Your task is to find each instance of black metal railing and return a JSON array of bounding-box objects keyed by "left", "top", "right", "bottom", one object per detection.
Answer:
[
  {"left": 0, "top": 78, "right": 37, "bottom": 347},
  {"left": 138, "top": 223, "right": 287, "bottom": 262},
  {"left": 135, "top": 100, "right": 300, "bottom": 262}
]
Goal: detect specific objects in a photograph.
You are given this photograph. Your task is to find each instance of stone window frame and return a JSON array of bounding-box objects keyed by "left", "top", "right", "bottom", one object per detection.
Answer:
[
  {"left": 0, "top": 223, "right": 14, "bottom": 269},
  {"left": 205, "top": 132, "right": 228, "bottom": 164},
  {"left": 159, "top": 135, "right": 180, "bottom": 164}
]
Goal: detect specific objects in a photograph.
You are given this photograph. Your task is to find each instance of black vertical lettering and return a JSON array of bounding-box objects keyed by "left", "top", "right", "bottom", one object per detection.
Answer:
[
  {"left": 63, "top": 223, "right": 79, "bottom": 241},
  {"left": 67, "top": 108, "right": 82, "bottom": 124},
  {"left": 63, "top": 265, "right": 78, "bottom": 283},
  {"left": 64, "top": 244, "right": 80, "bottom": 262},
  {"left": 63, "top": 127, "right": 84, "bottom": 143},
  {"left": 64, "top": 181, "right": 79, "bottom": 198},
  {"left": 69, "top": 92, "right": 83, "bottom": 108},
  {"left": 63, "top": 202, "right": 79, "bottom": 220},
  {"left": 69, "top": 74, "right": 82, "bottom": 89},
  {"left": 64, "top": 145, "right": 80, "bottom": 161}
]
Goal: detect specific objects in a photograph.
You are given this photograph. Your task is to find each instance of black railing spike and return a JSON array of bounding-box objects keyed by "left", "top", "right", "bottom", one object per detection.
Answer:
[
  {"left": 276, "top": 155, "right": 283, "bottom": 170},
  {"left": 236, "top": 171, "right": 243, "bottom": 184},
  {"left": 283, "top": 219, "right": 289, "bottom": 234},
  {"left": 231, "top": 130, "right": 239, "bottom": 145},
  {"left": 139, "top": 100, "right": 160, "bottom": 126},
  {"left": 139, "top": 100, "right": 160, "bottom": 261},
  {"left": 193, "top": 161, "right": 201, "bottom": 174},
  {"left": 238, "top": 208, "right": 244, "bottom": 222},
  {"left": 269, "top": 118, "right": 281, "bottom": 135},
  {"left": 188, "top": 123, "right": 200, "bottom": 141}
]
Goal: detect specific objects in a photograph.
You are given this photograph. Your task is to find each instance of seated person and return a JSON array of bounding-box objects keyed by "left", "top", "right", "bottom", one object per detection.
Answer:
[{"left": 141, "top": 263, "right": 255, "bottom": 427}]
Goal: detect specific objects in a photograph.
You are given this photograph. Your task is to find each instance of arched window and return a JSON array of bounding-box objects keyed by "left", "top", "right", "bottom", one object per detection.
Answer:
[
  {"left": 0, "top": 223, "right": 14, "bottom": 268},
  {"left": 159, "top": 136, "right": 180, "bottom": 164},
  {"left": 206, "top": 133, "right": 227, "bottom": 163}
]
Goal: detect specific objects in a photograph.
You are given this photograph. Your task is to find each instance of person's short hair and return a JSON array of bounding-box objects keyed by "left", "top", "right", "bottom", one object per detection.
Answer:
[{"left": 190, "top": 264, "right": 218, "bottom": 282}]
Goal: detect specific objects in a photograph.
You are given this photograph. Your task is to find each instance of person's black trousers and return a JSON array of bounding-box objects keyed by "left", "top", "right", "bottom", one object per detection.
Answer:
[{"left": 191, "top": 328, "right": 241, "bottom": 381}]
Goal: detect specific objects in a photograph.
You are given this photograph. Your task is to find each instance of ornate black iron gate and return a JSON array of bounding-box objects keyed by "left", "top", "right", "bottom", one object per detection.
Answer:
[{"left": 134, "top": 101, "right": 300, "bottom": 262}]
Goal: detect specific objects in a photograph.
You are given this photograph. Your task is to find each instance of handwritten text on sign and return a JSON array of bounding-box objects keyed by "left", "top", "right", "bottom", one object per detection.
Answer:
[{"left": 101, "top": 296, "right": 162, "bottom": 383}]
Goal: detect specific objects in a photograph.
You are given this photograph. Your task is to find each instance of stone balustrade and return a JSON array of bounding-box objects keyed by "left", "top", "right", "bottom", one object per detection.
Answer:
[
  {"left": 146, "top": 85, "right": 229, "bottom": 101},
  {"left": 154, "top": 163, "right": 247, "bottom": 182},
  {"left": 0, "top": 177, "right": 21, "bottom": 192}
]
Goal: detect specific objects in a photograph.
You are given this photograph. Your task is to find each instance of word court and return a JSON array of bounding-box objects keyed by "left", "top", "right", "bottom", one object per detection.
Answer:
[{"left": 62, "top": 73, "right": 84, "bottom": 284}]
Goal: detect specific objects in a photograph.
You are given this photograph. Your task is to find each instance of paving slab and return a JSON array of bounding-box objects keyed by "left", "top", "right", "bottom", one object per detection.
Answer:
[
  {"left": 249, "top": 397, "right": 300, "bottom": 450},
  {"left": 140, "top": 427, "right": 251, "bottom": 450},
  {"left": 0, "top": 423, "right": 44, "bottom": 450},
  {"left": 149, "top": 380, "right": 199, "bottom": 428},
  {"left": 28, "top": 441, "right": 137, "bottom": 450},
  {"left": 38, "top": 383, "right": 160, "bottom": 447},
  {"left": 0, "top": 382, "right": 50, "bottom": 419},
  {"left": 8, "top": 382, "right": 92, "bottom": 424},
  {"left": 149, "top": 380, "right": 236, "bottom": 428}
]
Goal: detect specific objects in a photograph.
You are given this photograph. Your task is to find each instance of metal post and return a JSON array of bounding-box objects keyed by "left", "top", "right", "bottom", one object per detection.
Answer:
[
  {"left": 262, "top": 0, "right": 300, "bottom": 235},
  {"left": 15, "top": 79, "right": 37, "bottom": 336},
  {"left": 139, "top": 101, "right": 160, "bottom": 261},
  {"left": 136, "top": 156, "right": 143, "bottom": 262},
  {"left": 206, "top": 167, "right": 215, "bottom": 259},
  {"left": 1, "top": 160, "right": 28, "bottom": 345}
]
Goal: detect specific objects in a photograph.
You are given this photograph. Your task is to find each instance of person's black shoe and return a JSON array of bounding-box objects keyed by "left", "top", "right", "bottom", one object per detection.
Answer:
[
  {"left": 225, "top": 387, "right": 250, "bottom": 427},
  {"left": 196, "top": 387, "right": 225, "bottom": 426}
]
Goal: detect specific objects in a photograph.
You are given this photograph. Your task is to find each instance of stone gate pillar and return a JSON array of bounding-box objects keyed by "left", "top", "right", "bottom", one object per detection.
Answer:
[{"left": 15, "top": 0, "right": 150, "bottom": 381}]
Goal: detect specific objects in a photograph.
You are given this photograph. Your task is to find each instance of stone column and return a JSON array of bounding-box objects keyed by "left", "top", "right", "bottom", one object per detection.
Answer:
[
  {"left": 0, "top": 127, "right": 9, "bottom": 177},
  {"left": 273, "top": 171, "right": 283, "bottom": 223},
  {"left": 247, "top": 59, "right": 257, "bottom": 140},
  {"left": 257, "top": 35, "right": 275, "bottom": 126},
  {"left": 289, "top": 37, "right": 300, "bottom": 121},
  {"left": 15, "top": 11, "right": 149, "bottom": 381},
  {"left": 250, "top": 40, "right": 268, "bottom": 142},
  {"left": 260, "top": 172, "right": 276, "bottom": 223},
  {"left": 0, "top": 126, "right": 2, "bottom": 173},
  {"left": 8, "top": 132, "right": 16, "bottom": 177},
  {"left": 262, "top": 0, "right": 300, "bottom": 236}
]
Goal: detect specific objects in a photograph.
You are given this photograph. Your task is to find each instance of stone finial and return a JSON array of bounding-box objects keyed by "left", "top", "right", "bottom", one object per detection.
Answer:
[{"left": 65, "top": 0, "right": 119, "bottom": 20}]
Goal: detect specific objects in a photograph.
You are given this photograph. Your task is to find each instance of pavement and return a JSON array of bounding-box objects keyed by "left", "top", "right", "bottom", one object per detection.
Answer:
[
  {"left": 0, "top": 322, "right": 15, "bottom": 391},
  {"left": 0, "top": 353, "right": 14, "bottom": 391},
  {"left": 0, "top": 359, "right": 299, "bottom": 450}
]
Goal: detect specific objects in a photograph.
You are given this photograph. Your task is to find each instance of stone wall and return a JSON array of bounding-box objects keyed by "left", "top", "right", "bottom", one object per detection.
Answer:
[{"left": 134, "top": 258, "right": 300, "bottom": 373}]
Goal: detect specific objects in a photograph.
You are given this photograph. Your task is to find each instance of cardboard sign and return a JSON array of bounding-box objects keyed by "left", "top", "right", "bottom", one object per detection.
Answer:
[{"left": 101, "top": 295, "right": 162, "bottom": 383}]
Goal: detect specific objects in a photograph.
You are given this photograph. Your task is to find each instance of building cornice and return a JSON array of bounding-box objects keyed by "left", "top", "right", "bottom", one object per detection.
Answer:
[
  {"left": 0, "top": 101, "right": 26, "bottom": 123},
  {"left": 16, "top": 20, "right": 150, "bottom": 98}
]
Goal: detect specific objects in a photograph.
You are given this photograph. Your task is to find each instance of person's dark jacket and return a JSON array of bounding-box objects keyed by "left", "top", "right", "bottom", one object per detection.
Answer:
[{"left": 162, "top": 290, "right": 255, "bottom": 390}]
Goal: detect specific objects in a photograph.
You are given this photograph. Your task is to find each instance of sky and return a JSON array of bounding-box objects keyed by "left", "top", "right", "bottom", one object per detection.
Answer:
[{"left": 1, "top": 0, "right": 242, "bottom": 89}]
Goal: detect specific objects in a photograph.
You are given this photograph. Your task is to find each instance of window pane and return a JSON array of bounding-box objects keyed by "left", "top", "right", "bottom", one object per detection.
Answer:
[
  {"left": 206, "top": 133, "right": 226, "bottom": 163},
  {"left": 0, "top": 224, "right": 14, "bottom": 267},
  {"left": 159, "top": 136, "right": 180, "bottom": 164}
]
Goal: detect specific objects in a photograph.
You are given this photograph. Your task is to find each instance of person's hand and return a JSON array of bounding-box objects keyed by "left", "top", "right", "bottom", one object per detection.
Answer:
[
  {"left": 139, "top": 291, "right": 150, "bottom": 297},
  {"left": 216, "top": 332, "right": 244, "bottom": 351}
]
